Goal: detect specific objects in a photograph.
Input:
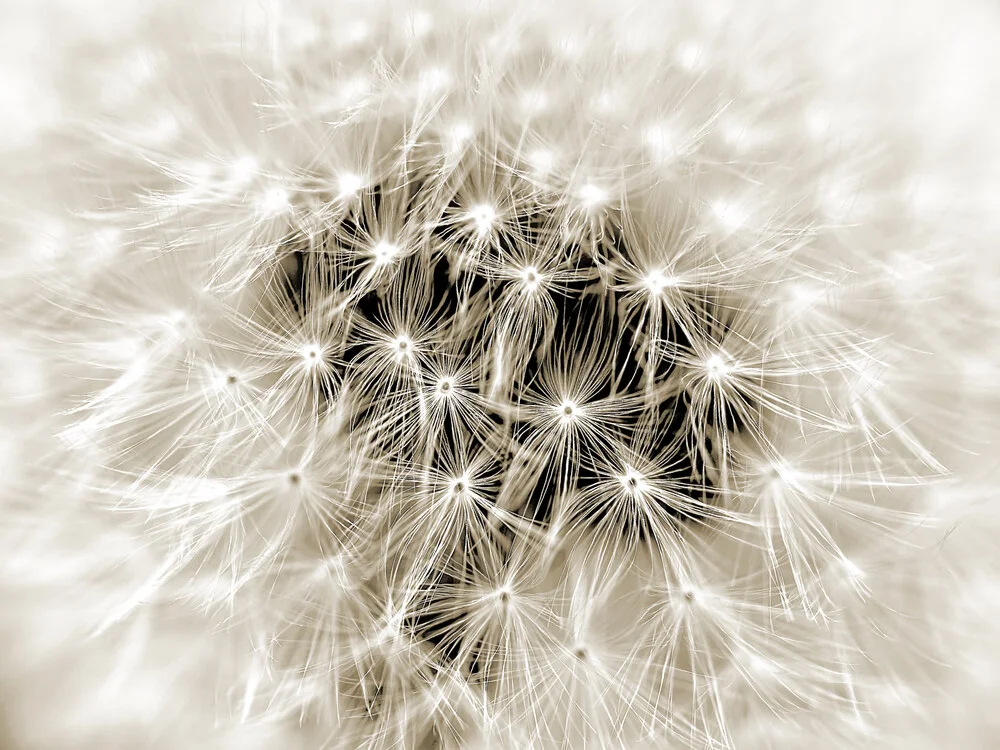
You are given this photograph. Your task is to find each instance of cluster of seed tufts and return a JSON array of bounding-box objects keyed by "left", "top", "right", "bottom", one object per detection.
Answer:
[{"left": 7, "top": 1, "right": 967, "bottom": 748}]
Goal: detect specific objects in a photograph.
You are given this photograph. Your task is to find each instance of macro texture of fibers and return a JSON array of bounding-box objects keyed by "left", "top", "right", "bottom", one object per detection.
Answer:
[{"left": 1, "top": 0, "right": 999, "bottom": 748}]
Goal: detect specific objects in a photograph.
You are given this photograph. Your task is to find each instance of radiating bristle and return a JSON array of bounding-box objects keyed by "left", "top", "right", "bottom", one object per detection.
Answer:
[{"left": 0, "top": 0, "right": 998, "bottom": 748}]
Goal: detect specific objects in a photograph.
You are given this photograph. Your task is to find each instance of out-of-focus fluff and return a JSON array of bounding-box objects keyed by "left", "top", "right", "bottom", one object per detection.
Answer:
[{"left": 1, "top": 0, "right": 999, "bottom": 748}]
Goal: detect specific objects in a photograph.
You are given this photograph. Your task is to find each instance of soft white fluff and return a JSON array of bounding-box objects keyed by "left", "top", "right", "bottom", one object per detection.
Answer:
[{"left": 1, "top": 1, "right": 999, "bottom": 748}]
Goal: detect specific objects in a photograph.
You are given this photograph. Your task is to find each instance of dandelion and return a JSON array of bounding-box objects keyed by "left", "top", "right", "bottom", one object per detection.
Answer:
[{"left": 1, "top": 0, "right": 998, "bottom": 749}]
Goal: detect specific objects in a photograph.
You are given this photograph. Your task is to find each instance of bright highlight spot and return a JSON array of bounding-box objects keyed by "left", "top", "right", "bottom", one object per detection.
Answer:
[
  {"left": 405, "top": 10, "right": 434, "bottom": 39},
  {"left": 337, "top": 172, "right": 364, "bottom": 199},
  {"left": 591, "top": 88, "right": 620, "bottom": 114},
  {"left": 642, "top": 268, "right": 678, "bottom": 295},
  {"left": 467, "top": 203, "right": 497, "bottom": 235},
  {"left": 229, "top": 155, "right": 259, "bottom": 185},
  {"left": 643, "top": 123, "right": 679, "bottom": 161},
  {"left": 678, "top": 42, "right": 705, "bottom": 70},
  {"left": 301, "top": 344, "right": 325, "bottom": 366},
  {"left": 520, "top": 88, "right": 550, "bottom": 115},
  {"left": 840, "top": 558, "right": 865, "bottom": 581},
  {"left": 259, "top": 186, "right": 291, "bottom": 216},
  {"left": 557, "top": 399, "right": 579, "bottom": 422},
  {"left": 30, "top": 219, "right": 69, "bottom": 263},
  {"left": 392, "top": 335, "right": 414, "bottom": 358},
  {"left": 619, "top": 466, "right": 648, "bottom": 495},
  {"left": 446, "top": 121, "right": 475, "bottom": 151},
  {"left": 711, "top": 200, "right": 748, "bottom": 231},
  {"left": 337, "top": 76, "right": 371, "bottom": 106},
  {"left": 418, "top": 66, "right": 452, "bottom": 94},
  {"left": 449, "top": 475, "right": 471, "bottom": 496},
  {"left": 372, "top": 241, "right": 400, "bottom": 266},
  {"left": 578, "top": 184, "right": 607, "bottom": 209},
  {"left": 527, "top": 148, "right": 556, "bottom": 175},
  {"left": 343, "top": 21, "right": 369, "bottom": 45},
  {"left": 519, "top": 265, "right": 542, "bottom": 291},
  {"left": 552, "top": 32, "right": 585, "bottom": 60},
  {"left": 705, "top": 353, "right": 731, "bottom": 381},
  {"left": 435, "top": 376, "right": 456, "bottom": 397},
  {"left": 188, "top": 478, "right": 230, "bottom": 505}
]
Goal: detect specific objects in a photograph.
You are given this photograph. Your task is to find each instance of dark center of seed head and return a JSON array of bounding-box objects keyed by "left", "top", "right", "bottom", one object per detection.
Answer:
[{"left": 283, "top": 178, "right": 744, "bottom": 538}]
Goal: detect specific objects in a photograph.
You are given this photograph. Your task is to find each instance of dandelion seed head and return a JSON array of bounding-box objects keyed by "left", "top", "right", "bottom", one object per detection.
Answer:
[
  {"left": 886, "top": 251, "right": 935, "bottom": 295},
  {"left": 960, "top": 352, "right": 999, "bottom": 391},
  {"left": 742, "top": 649, "right": 779, "bottom": 680},
  {"left": 300, "top": 344, "right": 325, "bottom": 367},
  {"left": 705, "top": 352, "right": 732, "bottom": 382},
  {"left": 282, "top": 13, "right": 321, "bottom": 52},
  {"left": 757, "top": 458, "right": 791, "bottom": 484},
  {"left": 390, "top": 334, "right": 414, "bottom": 360},
  {"left": 680, "top": 586, "right": 699, "bottom": 606},
  {"left": 27, "top": 6, "right": 982, "bottom": 747},
  {"left": 466, "top": 203, "right": 497, "bottom": 235},
  {"left": 449, "top": 475, "right": 470, "bottom": 497},
  {"left": 557, "top": 399, "right": 579, "bottom": 423},
  {"left": 214, "top": 370, "right": 241, "bottom": 390},
  {"left": 518, "top": 264, "right": 542, "bottom": 292},
  {"left": 618, "top": 24, "right": 654, "bottom": 54},
  {"left": 618, "top": 466, "right": 648, "bottom": 496},
  {"left": 153, "top": 307, "right": 195, "bottom": 341},
  {"left": 434, "top": 376, "right": 455, "bottom": 398},
  {"left": 180, "top": 158, "right": 216, "bottom": 190},
  {"left": 258, "top": 185, "right": 291, "bottom": 216},
  {"left": 577, "top": 183, "right": 607, "bottom": 209},
  {"left": 337, "top": 172, "right": 365, "bottom": 199},
  {"left": 371, "top": 240, "right": 400, "bottom": 266},
  {"left": 491, "top": 585, "right": 514, "bottom": 610},
  {"left": 642, "top": 267, "right": 679, "bottom": 296}
]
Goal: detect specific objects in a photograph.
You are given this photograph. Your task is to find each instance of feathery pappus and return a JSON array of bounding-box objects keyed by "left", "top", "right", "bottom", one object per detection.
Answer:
[{"left": 1, "top": 0, "right": 999, "bottom": 748}]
